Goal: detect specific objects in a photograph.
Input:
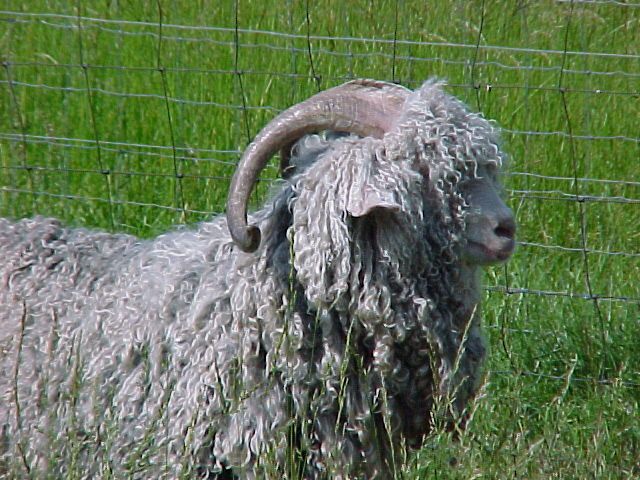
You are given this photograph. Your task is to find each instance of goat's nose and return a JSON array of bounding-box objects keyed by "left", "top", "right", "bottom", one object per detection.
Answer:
[{"left": 494, "top": 215, "right": 516, "bottom": 240}]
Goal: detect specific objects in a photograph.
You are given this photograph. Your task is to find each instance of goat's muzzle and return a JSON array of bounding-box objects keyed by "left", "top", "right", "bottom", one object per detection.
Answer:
[{"left": 461, "top": 178, "right": 516, "bottom": 265}]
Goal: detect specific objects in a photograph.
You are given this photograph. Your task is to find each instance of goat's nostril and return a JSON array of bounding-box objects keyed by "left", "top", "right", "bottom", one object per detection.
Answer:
[{"left": 495, "top": 218, "right": 516, "bottom": 239}]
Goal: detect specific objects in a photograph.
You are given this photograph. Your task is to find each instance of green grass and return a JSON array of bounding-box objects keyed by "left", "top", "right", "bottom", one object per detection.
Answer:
[{"left": 1, "top": 0, "right": 639, "bottom": 478}]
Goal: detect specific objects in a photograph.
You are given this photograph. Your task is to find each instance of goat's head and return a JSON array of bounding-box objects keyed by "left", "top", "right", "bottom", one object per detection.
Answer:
[{"left": 226, "top": 79, "right": 515, "bottom": 269}]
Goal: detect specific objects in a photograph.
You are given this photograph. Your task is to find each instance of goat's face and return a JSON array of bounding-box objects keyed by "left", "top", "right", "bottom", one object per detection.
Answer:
[
  {"left": 226, "top": 78, "right": 517, "bottom": 268},
  {"left": 458, "top": 167, "right": 516, "bottom": 266}
]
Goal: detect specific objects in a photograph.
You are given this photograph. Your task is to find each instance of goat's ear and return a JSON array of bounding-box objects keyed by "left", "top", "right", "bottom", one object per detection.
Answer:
[{"left": 346, "top": 185, "right": 402, "bottom": 218}]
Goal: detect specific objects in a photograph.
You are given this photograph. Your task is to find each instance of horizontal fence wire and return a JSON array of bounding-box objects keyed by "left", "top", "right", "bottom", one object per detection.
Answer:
[
  {"left": 3, "top": 10, "right": 640, "bottom": 60},
  {"left": 0, "top": 2, "right": 638, "bottom": 397}
]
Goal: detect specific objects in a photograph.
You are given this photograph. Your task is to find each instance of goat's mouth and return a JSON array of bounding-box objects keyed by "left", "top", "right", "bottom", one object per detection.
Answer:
[{"left": 463, "top": 238, "right": 515, "bottom": 265}]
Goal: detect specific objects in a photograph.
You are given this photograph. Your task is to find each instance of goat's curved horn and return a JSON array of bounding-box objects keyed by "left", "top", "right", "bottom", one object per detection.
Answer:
[{"left": 227, "top": 79, "right": 410, "bottom": 252}]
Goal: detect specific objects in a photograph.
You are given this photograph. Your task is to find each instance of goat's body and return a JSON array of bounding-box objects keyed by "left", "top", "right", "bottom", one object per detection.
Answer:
[
  {"left": 0, "top": 80, "right": 513, "bottom": 478},
  {"left": 0, "top": 206, "right": 434, "bottom": 478},
  {"left": 0, "top": 179, "right": 483, "bottom": 479},
  {"left": 0, "top": 216, "right": 241, "bottom": 475}
]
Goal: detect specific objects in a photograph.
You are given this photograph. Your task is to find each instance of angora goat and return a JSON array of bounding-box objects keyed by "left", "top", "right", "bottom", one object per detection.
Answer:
[{"left": 0, "top": 79, "right": 515, "bottom": 479}]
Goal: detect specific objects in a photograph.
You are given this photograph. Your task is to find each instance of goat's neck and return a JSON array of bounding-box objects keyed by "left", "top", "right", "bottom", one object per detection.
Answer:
[{"left": 456, "top": 263, "right": 483, "bottom": 327}]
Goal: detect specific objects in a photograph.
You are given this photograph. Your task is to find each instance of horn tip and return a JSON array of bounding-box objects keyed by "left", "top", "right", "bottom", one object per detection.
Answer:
[{"left": 235, "top": 225, "right": 261, "bottom": 253}]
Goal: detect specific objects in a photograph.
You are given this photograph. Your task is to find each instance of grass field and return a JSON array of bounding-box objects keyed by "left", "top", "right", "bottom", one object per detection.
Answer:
[{"left": 1, "top": 1, "right": 639, "bottom": 478}]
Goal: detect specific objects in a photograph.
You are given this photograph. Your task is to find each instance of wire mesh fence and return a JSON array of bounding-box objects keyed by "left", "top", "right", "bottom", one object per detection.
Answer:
[{"left": 0, "top": 1, "right": 639, "bottom": 474}]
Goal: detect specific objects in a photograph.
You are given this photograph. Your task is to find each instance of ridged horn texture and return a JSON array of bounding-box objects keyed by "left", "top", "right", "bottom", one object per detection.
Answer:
[{"left": 227, "top": 79, "right": 411, "bottom": 252}]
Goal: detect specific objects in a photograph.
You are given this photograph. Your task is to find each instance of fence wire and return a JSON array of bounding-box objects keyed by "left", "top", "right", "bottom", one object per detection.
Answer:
[{"left": 0, "top": 1, "right": 638, "bottom": 396}]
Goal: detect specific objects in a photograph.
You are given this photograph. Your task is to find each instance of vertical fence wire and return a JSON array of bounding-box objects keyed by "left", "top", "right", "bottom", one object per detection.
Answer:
[
  {"left": 75, "top": 2, "right": 115, "bottom": 229},
  {"left": 558, "top": 0, "right": 609, "bottom": 378},
  {"left": 156, "top": 0, "right": 187, "bottom": 222},
  {"left": 2, "top": 60, "right": 34, "bottom": 210}
]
